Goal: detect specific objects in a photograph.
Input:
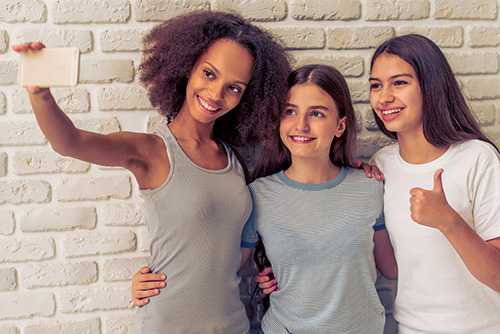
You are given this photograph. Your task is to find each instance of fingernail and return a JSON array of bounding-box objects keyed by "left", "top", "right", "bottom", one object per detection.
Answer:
[
  {"left": 161, "top": 274, "right": 166, "bottom": 280},
  {"left": 160, "top": 282, "right": 165, "bottom": 287}
]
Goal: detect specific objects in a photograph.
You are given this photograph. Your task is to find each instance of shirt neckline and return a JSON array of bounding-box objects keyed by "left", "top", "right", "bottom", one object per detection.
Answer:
[{"left": 277, "top": 166, "right": 348, "bottom": 191}]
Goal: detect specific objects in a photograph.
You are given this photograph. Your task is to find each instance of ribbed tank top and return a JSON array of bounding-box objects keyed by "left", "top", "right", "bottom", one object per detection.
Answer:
[{"left": 137, "top": 123, "right": 252, "bottom": 334}]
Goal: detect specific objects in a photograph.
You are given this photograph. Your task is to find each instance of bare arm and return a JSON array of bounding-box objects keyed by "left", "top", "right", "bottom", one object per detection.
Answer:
[{"left": 373, "top": 229, "right": 398, "bottom": 280}]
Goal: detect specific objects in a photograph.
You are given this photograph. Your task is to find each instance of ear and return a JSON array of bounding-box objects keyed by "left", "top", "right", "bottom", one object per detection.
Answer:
[{"left": 335, "top": 116, "right": 347, "bottom": 138}]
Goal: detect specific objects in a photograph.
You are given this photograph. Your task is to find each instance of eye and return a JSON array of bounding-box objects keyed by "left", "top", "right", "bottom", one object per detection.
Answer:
[
  {"left": 369, "top": 82, "right": 382, "bottom": 90},
  {"left": 310, "top": 110, "right": 325, "bottom": 118},
  {"left": 228, "top": 85, "right": 242, "bottom": 94},
  {"left": 394, "top": 80, "right": 408, "bottom": 86},
  {"left": 203, "top": 69, "right": 215, "bottom": 80},
  {"left": 283, "top": 108, "right": 296, "bottom": 117}
]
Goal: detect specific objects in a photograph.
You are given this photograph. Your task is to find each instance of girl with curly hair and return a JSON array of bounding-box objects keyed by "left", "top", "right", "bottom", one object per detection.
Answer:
[{"left": 14, "top": 10, "right": 290, "bottom": 334}]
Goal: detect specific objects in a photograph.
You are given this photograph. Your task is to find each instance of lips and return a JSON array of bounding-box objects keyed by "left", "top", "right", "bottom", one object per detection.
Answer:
[
  {"left": 197, "top": 95, "right": 221, "bottom": 114},
  {"left": 289, "top": 135, "right": 315, "bottom": 143},
  {"left": 379, "top": 107, "right": 404, "bottom": 122}
]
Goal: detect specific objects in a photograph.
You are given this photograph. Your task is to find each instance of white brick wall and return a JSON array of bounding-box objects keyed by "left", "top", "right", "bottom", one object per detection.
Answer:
[{"left": 1, "top": 0, "right": 499, "bottom": 332}]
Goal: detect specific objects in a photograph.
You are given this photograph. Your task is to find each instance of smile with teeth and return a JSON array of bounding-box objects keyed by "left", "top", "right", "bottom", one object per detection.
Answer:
[
  {"left": 290, "top": 135, "right": 315, "bottom": 143},
  {"left": 197, "top": 95, "right": 221, "bottom": 113},
  {"left": 381, "top": 107, "right": 403, "bottom": 115}
]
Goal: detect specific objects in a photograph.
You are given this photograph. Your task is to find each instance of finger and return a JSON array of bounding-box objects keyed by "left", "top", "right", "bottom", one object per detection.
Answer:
[
  {"left": 138, "top": 281, "right": 167, "bottom": 290},
  {"left": 353, "top": 160, "right": 362, "bottom": 168},
  {"left": 134, "top": 298, "right": 150, "bottom": 307},
  {"left": 30, "top": 41, "right": 45, "bottom": 49},
  {"left": 262, "top": 286, "right": 278, "bottom": 294},
  {"left": 255, "top": 275, "right": 271, "bottom": 283},
  {"left": 134, "top": 289, "right": 161, "bottom": 299},
  {"left": 257, "top": 267, "right": 273, "bottom": 276},
  {"left": 258, "top": 279, "right": 276, "bottom": 289},
  {"left": 139, "top": 266, "right": 152, "bottom": 274},
  {"left": 409, "top": 187, "right": 425, "bottom": 196},
  {"left": 138, "top": 273, "right": 167, "bottom": 282},
  {"left": 433, "top": 168, "right": 444, "bottom": 193}
]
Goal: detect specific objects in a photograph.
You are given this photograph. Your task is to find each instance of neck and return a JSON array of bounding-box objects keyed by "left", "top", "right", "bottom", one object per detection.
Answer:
[
  {"left": 169, "top": 101, "right": 215, "bottom": 142},
  {"left": 285, "top": 156, "right": 340, "bottom": 184},
  {"left": 398, "top": 129, "right": 448, "bottom": 164}
]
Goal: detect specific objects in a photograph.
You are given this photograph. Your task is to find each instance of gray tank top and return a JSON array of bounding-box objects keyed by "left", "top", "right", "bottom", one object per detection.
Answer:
[{"left": 137, "top": 123, "right": 252, "bottom": 334}]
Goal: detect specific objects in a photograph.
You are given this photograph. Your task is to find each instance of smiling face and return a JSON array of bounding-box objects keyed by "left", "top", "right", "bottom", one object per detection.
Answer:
[
  {"left": 182, "top": 38, "right": 254, "bottom": 124},
  {"left": 369, "top": 53, "right": 424, "bottom": 137},
  {"left": 279, "top": 83, "right": 346, "bottom": 162}
]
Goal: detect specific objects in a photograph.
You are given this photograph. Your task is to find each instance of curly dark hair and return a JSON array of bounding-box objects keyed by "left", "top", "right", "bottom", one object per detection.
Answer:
[{"left": 139, "top": 10, "right": 291, "bottom": 148}]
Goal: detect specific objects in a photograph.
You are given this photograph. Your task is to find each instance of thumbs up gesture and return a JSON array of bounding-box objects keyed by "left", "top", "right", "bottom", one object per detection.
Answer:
[{"left": 409, "top": 169, "right": 459, "bottom": 232}]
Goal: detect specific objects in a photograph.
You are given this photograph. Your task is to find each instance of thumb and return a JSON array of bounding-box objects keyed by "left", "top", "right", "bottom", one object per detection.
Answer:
[{"left": 433, "top": 168, "right": 444, "bottom": 192}]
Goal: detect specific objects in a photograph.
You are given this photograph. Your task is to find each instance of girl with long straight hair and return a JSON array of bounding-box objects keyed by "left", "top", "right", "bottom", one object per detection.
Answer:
[{"left": 369, "top": 34, "right": 500, "bottom": 334}]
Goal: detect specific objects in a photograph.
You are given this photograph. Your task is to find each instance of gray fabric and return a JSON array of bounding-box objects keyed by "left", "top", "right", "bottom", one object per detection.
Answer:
[
  {"left": 245, "top": 168, "right": 386, "bottom": 334},
  {"left": 137, "top": 124, "right": 252, "bottom": 334}
]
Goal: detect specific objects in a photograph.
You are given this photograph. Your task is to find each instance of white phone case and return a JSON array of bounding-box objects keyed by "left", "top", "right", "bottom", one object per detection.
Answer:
[{"left": 19, "top": 47, "right": 80, "bottom": 87}]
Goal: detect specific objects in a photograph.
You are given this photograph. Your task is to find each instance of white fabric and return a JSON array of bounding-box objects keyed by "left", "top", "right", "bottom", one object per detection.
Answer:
[{"left": 373, "top": 139, "right": 500, "bottom": 334}]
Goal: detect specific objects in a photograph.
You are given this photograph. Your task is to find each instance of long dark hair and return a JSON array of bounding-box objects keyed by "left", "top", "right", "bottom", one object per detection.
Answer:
[
  {"left": 370, "top": 34, "right": 498, "bottom": 151},
  {"left": 252, "top": 64, "right": 358, "bottom": 180}
]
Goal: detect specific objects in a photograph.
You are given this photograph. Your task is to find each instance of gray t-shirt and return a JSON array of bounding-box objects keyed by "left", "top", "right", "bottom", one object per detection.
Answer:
[
  {"left": 242, "top": 167, "right": 385, "bottom": 334},
  {"left": 138, "top": 124, "right": 252, "bottom": 334}
]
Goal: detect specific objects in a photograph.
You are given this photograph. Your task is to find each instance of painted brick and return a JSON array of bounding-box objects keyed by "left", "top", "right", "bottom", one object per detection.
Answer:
[
  {"left": 0, "top": 121, "right": 46, "bottom": 146},
  {"left": 24, "top": 318, "right": 100, "bottom": 334},
  {"left": 138, "top": 226, "right": 152, "bottom": 252},
  {"left": 60, "top": 285, "right": 130, "bottom": 312},
  {"left": 52, "top": 0, "right": 130, "bottom": 23},
  {"left": 0, "top": 0, "right": 47, "bottom": 23},
  {"left": 0, "top": 180, "right": 50, "bottom": 204},
  {"left": 21, "top": 261, "right": 97, "bottom": 288},
  {"left": 74, "top": 117, "right": 121, "bottom": 134},
  {"left": 0, "top": 268, "right": 16, "bottom": 291},
  {"left": 63, "top": 230, "right": 136, "bottom": 257},
  {"left": 20, "top": 207, "right": 96, "bottom": 232},
  {"left": 15, "top": 29, "right": 92, "bottom": 53},
  {"left": 11, "top": 88, "right": 90, "bottom": 114},
  {"left": 98, "top": 203, "right": 145, "bottom": 226},
  {"left": 214, "top": 0, "right": 286, "bottom": 21},
  {"left": 100, "top": 30, "right": 146, "bottom": 52},
  {"left": 147, "top": 114, "right": 163, "bottom": 133},
  {"left": 0, "top": 210, "right": 15, "bottom": 235},
  {"left": 293, "top": 55, "right": 364, "bottom": 77},
  {"left": 435, "top": 0, "right": 497, "bottom": 20},
  {"left": 135, "top": 0, "right": 210, "bottom": 21},
  {"left": 0, "top": 326, "right": 18, "bottom": 334},
  {"left": 469, "top": 27, "right": 500, "bottom": 47},
  {"left": 0, "top": 91, "right": 6, "bottom": 114},
  {"left": 14, "top": 150, "right": 89, "bottom": 175},
  {"left": 358, "top": 132, "right": 394, "bottom": 158},
  {"left": 327, "top": 27, "right": 394, "bottom": 49},
  {"left": 0, "top": 30, "right": 7, "bottom": 53},
  {"left": 291, "top": 0, "right": 360, "bottom": 20},
  {"left": 0, "top": 292, "right": 55, "bottom": 320},
  {"left": 104, "top": 315, "right": 137, "bottom": 334},
  {"left": 463, "top": 77, "right": 500, "bottom": 100},
  {"left": 397, "top": 26, "right": 463, "bottom": 47},
  {"left": 79, "top": 59, "right": 134, "bottom": 83},
  {"left": 56, "top": 175, "right": 131, "bottom": 202},
  {"left": 0, "top": 237, "right": 54, "bottom": 263},
  {"left": 269, "top": 27, "right": 325, "bottom": 49},
  {"left": 102, "top": 257, "right": 149, "bottom": 281},
  {"left": 348, "top": 80, "right": 370, "bottom": 103},
  {"left": 366, "top": 0, "right": 430, "bottom": 20},
  {"left": 0, "top": 152, "right": 6, "bottom": 177},
  {"left": 97, "top": 86, "right": 152, "bottom": 110},
  {"left": 446, "top": 52, "right": 498, "bottom": 74},
  {"left": 470, "top": 102, "right": 496, "bottom": 126},
  {"left": 0, "top": 61, "right": 17, "bottom": 85}
]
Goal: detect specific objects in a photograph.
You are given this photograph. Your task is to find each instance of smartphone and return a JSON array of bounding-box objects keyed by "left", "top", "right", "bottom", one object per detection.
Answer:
[{"left": 18, "top": 47, "right": 80, "bottom": 87}]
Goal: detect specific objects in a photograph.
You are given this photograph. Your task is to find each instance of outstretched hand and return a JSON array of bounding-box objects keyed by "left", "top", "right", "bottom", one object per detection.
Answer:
[
  {"left": 409, "top": 169, "right": 459, "bottom": 232},
  {"left": 255, "top": 266, "right": 278, "bottom": 295},
  {"left": 12, "top": 42, "right": 49, "bottom": 94}
]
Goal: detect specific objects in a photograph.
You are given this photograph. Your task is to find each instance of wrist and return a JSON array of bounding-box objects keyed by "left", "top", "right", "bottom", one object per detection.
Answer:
[{"left": 438, "top": 210, "right": 463, "bottom": 235}]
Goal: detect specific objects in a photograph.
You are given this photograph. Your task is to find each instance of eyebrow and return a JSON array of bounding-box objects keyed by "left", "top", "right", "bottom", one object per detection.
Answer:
[
  {"left": 286, "top": 103, "right": 330, "bottom": 111},
  {"left": 204, "top": 61, "right": 248, "bottom": 86},
  {"left": 368, "top": 73, "right": 415, "bottom": 81}
]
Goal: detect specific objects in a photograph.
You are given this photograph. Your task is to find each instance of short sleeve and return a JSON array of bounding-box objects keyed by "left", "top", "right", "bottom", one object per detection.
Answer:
[
  {"left": 240, "top": 187, "right": 258, "bottom": 248},
  {"left": 470, "top": 144, "right": 500, "bottom": 240},
  {"left": 373, "top": 213, "right": 386, "bottom": 231}
]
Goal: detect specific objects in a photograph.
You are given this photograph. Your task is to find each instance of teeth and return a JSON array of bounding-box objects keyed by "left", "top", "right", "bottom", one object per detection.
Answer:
[
  {"left": 291, "top": 136, "right": 313, "bottom": 142},
  {"left": 198, "top": 96, "right": 219, "bottom": 112},
  {"left": 382, "top": 108, "right": 401, "bottom": 115}
]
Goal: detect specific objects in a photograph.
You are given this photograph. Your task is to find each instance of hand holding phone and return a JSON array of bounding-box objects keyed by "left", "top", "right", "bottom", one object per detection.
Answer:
[{"left": 16, "top": 43, "right": 79, "bottom": 88}]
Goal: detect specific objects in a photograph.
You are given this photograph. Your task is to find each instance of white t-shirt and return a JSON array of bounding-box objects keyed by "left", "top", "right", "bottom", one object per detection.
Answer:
[{"left": 373, "top": 139, "right": 500, "bottom": 334}]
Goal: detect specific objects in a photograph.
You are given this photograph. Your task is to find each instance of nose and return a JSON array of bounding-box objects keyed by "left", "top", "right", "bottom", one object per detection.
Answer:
[
  {"left": 295, "top": 113, "right": 310, "bottom": 132},
  {"left": 379, "top": 86, "right": 395, "bottom": 104},
  {"left": 209, "top": 81, "right": 224, "bottom": 102}
]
